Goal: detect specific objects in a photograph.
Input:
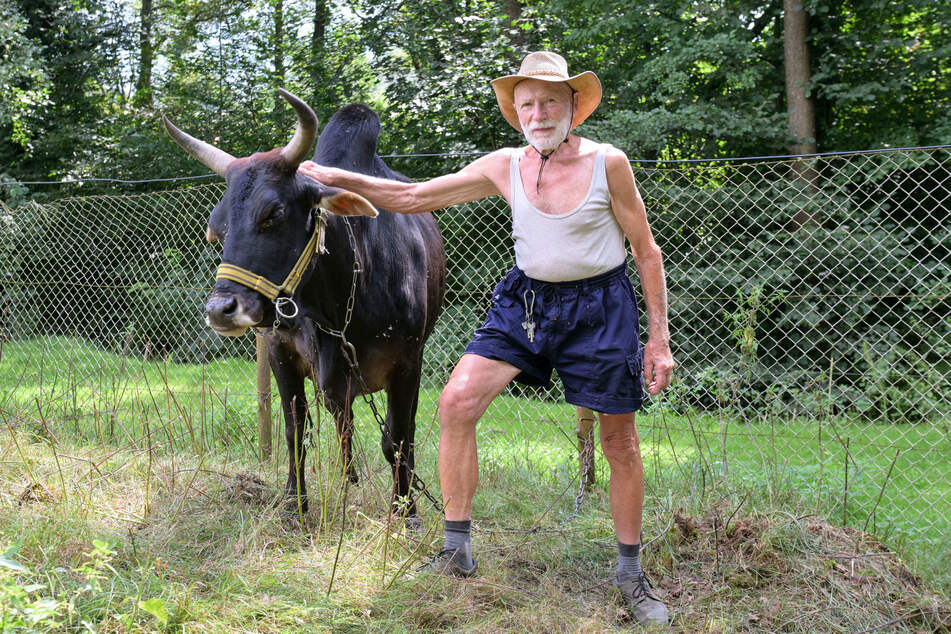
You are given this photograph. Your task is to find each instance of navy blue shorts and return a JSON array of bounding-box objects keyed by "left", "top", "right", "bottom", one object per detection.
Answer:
[{"left": 465, "top": 264, "right": 645, "bottom": 414}]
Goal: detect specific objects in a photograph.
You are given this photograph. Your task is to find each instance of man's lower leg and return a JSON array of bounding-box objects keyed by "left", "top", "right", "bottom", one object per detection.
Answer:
[{"left": 600, "top": 412, "right": 668, "bottom": 625}]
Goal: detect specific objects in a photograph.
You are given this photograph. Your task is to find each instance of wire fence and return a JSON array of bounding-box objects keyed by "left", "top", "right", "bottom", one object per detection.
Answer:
[{"left": 1, "top": 146, "right": 949, "bottom": 549}]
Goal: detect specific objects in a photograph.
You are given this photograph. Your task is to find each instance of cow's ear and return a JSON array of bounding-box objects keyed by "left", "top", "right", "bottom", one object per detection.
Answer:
[{"left": 318, "top": 185, "right": 378, "bottom": 218}]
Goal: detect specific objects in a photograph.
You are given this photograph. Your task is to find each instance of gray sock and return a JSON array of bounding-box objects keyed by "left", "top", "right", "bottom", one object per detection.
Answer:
[
  {"left": 444, "top": 519, "right": 474, "bottom": 565},
  {"left": 616, "top": 541, "right": 642, "bottom": 580}
]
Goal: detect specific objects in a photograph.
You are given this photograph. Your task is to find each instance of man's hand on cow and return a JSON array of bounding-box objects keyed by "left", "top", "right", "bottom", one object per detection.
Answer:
[
  {"left": 643, "top": 338, "right": 675, "bottom": 396},
  {"left": 299, "top": 161, "right": 337, "bottom": 185}
]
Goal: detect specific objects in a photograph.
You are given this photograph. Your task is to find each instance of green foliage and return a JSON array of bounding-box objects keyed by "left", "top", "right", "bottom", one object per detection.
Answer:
[
  {"left": 0, "top": 539, "right": 174, "bottom": 631},
  {"left": 0, "top": 0, "right": 50, "bottom": 150},
  {"left": 651, "top": 152, "right": 951, "bottom": 421},
  {"left": 138, "top": 597, "right": 170, "bottom": 627},
  {"left": 724, "top": 284, "right": 788, "bottom": 375},
  {"left": 0, "top": 545, "right": 63, "bottom": 631},
  {"left": 0, "top": 0, "right": 130, "bottom": 184},
  {"left": 0, "top": 173, "right": 28, "bottom": 207},
  {"left": 353, "top": 0, "right": 536, "bottom": 175},
  {"left": 2, "top": 0, "right": 948, "bottom": 188},
  {"left": 809, "top": 0, "right": 951, "bottom": 150},
  {"left": 552, "top": 0, "right": 790, "bottom": 159}
]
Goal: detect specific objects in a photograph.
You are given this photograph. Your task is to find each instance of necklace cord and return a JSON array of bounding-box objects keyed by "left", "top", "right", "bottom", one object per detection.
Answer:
[{"left": 532, "top": 91, "right": 575, "bottom": 192}]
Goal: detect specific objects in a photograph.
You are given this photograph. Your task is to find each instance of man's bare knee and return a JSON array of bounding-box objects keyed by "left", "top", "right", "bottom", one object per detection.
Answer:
[
  {"left": 439, "top": 380, "right": 482, "bottom": 427},
  {"left": 600, "top": 428, "right": 641, "bottom": 465}
]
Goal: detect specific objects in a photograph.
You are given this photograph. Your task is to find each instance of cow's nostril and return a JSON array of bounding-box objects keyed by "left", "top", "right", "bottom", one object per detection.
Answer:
[{"left": 206, "top": 295, "right": 239, "bottom": 322}]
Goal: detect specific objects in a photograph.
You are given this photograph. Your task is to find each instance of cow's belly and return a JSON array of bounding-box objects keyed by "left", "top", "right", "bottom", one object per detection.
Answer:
[{"left": 355, "top": 341, "right": 404, "bottom": 393}]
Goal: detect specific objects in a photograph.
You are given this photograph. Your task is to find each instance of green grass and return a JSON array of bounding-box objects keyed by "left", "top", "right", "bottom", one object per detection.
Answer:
[{"left": 1, "top": 337, "right": 949, "bottom": 631}]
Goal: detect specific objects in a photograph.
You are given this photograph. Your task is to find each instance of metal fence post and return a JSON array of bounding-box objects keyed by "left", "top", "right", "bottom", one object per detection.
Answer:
[{"left": 256, "top": 333, "right": 272, "bottom": 462}]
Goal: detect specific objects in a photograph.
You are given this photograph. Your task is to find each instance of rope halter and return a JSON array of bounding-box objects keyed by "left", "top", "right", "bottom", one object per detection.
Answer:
[{"left": 213, "top": 210, "right": 328, "bottom": 322}]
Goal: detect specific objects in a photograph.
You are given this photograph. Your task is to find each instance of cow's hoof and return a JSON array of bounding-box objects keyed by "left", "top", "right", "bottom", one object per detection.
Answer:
[
  {"left": 403, "top": 515, "right": 423, "bottom": 533},
  {"left": 281, "top": 511, "right": 306, "bottom": 531},
  {"left": 280, "top": 494, "right": 309, "bottom": 516}
]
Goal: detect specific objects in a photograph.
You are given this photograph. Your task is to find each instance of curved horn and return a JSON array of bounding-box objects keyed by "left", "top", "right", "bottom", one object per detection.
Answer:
[
  {"left": 277, "top": 88, "right": 318, "bottom": 168},
  {"left": 162, "top": 116, "right": 236, "bottom": 177}
]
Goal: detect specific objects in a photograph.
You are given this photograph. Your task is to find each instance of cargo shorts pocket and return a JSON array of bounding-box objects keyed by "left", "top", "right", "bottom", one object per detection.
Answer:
[
  {"left": 626, "top": 351, "right": 645, "bottom": 397},
  {"left": 626, "top": 351, "right": 643, "bottom": 375}
]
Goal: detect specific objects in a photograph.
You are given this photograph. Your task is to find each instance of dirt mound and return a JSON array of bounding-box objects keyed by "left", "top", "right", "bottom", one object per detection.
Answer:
[
  {"left": 658, "top": 506, "right": 950, "bottom": 632},
  {"left": 224, "top": 472, "right": 273, "bottom": 506}
]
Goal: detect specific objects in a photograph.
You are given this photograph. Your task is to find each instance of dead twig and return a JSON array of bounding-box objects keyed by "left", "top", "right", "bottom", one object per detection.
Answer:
[
  {"left": 862, "top": 448, "right": 900, "bottom": 535},
  {"left": 724, "top": 490, "right": 751, "bottom": 532},
  {"left": 853, "top": 608, "right": 951, "bottom": 634}
]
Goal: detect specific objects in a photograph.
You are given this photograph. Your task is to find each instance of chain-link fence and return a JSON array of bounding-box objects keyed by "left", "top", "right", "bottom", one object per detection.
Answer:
[{"left": 1, "top": 146, "right": 948, "bottom": 548}]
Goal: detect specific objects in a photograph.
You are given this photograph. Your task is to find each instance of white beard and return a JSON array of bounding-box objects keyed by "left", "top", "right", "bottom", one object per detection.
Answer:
[{"left": 523, "top": 113, "right": 572, "bottom": 153}]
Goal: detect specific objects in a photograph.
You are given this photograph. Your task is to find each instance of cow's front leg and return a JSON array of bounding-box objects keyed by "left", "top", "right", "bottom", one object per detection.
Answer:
[
  {"left": 326, "top": 397, "right": 358, "bottom": 484},
  {"left": 283, "top": 392, "right": 309, "bottom": 513},
  {"left": 271, "top": 355, "right": 309, "bottom": 514}
]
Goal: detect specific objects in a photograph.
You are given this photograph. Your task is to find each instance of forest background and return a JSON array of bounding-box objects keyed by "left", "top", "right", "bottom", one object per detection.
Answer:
[{"left": 1, "top": 0, "right": 949, "bottom": 198}]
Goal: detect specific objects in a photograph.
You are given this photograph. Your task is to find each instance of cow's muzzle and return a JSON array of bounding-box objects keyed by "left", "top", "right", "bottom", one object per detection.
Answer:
[{"left": 204, "top": 292, "right": 263, "bottom": 336}]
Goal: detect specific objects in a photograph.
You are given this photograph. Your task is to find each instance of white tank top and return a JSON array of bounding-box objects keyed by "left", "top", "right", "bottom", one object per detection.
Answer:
[{"left": 510, "top": 144, "right": 627, "bottom": 282}]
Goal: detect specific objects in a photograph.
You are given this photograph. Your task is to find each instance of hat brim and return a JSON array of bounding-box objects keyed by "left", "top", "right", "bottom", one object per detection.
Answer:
[{"left": 491, "top": 71, "right": 602, "bottom": 133}]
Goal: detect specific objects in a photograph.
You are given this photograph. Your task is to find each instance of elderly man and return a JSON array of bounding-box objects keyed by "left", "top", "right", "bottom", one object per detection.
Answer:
[{"left": 300, "top": 51, "right": 674, "bottom": 626}]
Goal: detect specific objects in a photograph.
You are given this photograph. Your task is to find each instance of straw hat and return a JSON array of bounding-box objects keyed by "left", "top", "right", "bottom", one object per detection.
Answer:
[{"left": 491, "top": 51, "right": 602, "bottom": 133}]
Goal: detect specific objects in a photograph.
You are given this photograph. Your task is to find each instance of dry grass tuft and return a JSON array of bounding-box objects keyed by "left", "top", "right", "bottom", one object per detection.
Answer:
[{"left": 225, "top": 472, "right": 274, "bottom": 506}]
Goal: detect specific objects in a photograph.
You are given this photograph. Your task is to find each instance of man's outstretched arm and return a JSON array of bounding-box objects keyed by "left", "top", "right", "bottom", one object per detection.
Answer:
[{"left": 299, "top": 152, "right": 506, "bottom": 215}]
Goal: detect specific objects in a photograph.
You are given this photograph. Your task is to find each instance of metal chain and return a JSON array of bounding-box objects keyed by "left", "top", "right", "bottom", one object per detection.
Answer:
[
  {"left": 295, "top": 217, "right": 441, "bottom": 511},
  {"left": 567, "top": 426, "right": 596, "bottom": 523}
]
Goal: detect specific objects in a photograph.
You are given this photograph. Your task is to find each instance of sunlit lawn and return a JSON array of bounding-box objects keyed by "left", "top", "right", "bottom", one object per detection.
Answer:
[{"left": 2, "top": 336, "right": 948, "bottom": 592}]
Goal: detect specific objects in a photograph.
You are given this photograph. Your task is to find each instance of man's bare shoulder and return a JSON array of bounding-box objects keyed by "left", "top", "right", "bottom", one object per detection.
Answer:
[
  {"left": 599, "top": 142, "right": 630, "bottom": 162},
  {"left": 462, "top": 148, "right": 516, "bottom": 175},
  {"left": 570, "top": 136, "right": 625, "bottom": 158},
  {"left": 603, "top": 145, "right": 636, "bottom": 175},
  {"left": 456, "top": 148, "right": 519, "bottom": 192}
]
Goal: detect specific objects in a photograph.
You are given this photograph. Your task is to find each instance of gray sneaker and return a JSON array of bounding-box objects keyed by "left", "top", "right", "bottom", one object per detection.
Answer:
[
  {"left": 418, "top": 548, "right": 478, "bottom": 578},
  {"left": 615, "top": 572, "right": 669, "bottom": 626}
]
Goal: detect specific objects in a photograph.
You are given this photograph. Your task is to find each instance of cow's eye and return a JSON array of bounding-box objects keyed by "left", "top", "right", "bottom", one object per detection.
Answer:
[{"left": 259, "top": 204, "right": 284, "bottom": 231}]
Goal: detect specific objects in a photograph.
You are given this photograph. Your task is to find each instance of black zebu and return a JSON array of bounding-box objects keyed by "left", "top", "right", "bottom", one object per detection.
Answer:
[{"left": 163, "top": 90, "right": 446, "bottom": 518}]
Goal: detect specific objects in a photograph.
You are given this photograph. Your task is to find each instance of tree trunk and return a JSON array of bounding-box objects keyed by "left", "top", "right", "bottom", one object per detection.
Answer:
[
  {"left": 502, "top": 0, "right": 526, "bottom": 50},
  {"left": 273, "top": 0, "right": 285, "bottom": 114},
  {"left": 311, "top": 0, "right": 330, "bottom": 105},
  {"left": 133, "top": 0, "right": 154, "bottom": 107},
  {"left": 784, "top": 0, "right": 818, "bottom": 224}
]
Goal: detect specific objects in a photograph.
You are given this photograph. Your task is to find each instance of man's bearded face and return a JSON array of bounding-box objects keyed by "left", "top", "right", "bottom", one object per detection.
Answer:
[
  {"left": 524, "top": 110, "right": 572, "bottom": 153},
  {"left": 514, "top": 80, "right": 575, "bottom": 153}
]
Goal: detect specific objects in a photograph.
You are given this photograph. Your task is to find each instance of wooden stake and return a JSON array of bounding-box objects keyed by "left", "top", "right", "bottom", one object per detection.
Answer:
[
  {"left": 256, "top": 334, "right": 272, "bottom": 462},
  {"left": 576, "top": 406, "right": 596, "bottom": 490}
]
